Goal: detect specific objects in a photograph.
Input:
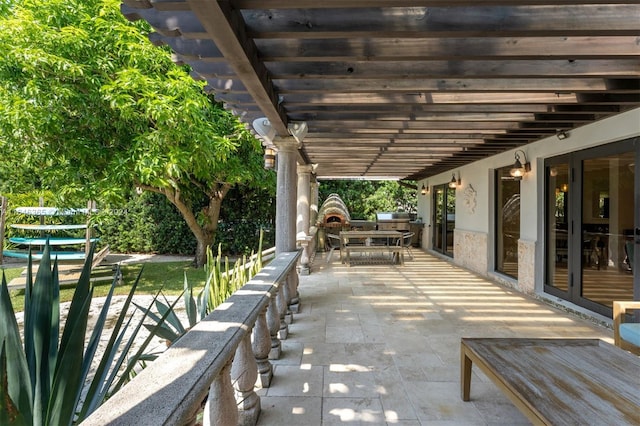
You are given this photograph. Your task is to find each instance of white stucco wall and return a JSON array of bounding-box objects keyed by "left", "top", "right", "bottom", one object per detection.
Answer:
[{"left": 417, "top": 107, "right": 640, "bottom": 289}]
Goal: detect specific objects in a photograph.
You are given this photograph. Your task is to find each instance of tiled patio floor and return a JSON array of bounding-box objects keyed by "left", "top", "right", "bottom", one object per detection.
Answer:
[{"left": 256, "top": 249, "right": 614, "bottom": 425}]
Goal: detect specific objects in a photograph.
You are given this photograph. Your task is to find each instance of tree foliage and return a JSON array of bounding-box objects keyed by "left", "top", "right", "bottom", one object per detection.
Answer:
[
  {"left": 318, "top": 180, "right": 417, "bottom": 220},
  {"left": 0, "top": 0, "right": 274, "bottom": 266}
]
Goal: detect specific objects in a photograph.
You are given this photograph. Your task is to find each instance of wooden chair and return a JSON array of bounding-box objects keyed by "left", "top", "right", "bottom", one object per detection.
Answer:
[
  {"left": 399, "top": 232, "right": 415, "bottom": 260},
  {"left": 325, "top": 233, "right": 341, "bottom": 263},
  {"left": 613, "top": 300, "right": 640, "bottom": 355}
]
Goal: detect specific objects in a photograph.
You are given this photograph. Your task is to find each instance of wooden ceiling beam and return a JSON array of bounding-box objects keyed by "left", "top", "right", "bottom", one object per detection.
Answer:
[
  {"left": 274, "top": 78, "right": 630, "bottom": 93},
  {"left": 280, "top": 92, "right": 579, "bottom": 104},
  {"left": 255, "top": 37, "right": 640, "bottom": 61},
  {"left": 261, "top": 60, "right": 640, "bottom": 79},
  {"left": 136, "top": 1, "right": 640, "bottom": 12},
  {"left": 242, "top": 6, "right": 640, "bottom": 38},
  {"left": 232, "top": 1, "right": 640, "bottom": 8}
]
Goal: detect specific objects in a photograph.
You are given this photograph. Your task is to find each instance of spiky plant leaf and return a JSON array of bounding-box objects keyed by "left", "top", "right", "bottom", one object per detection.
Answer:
[
  {"left": 183, "top": 273, "right": 197, "bottom": 328},
  {"left": 110, "top": 294, "right": 181, "bottom": 395},
  {"left": 0, "top": 342, "right": 27, "bottom": 426},
  {"left": 46, "top": 288, "right": 93, "bottom": 426},
  {"left": 0, "top": 274, "right": 32, "bottom": 425},
  {"left": 155, "top": 295, "right": 186, "bottom": 334},
  {"left": 29, "top": 243, "right": 54, "bottom": 426},
  {"left": 23, "top": 252, "right": 34, "bottom": 394},
  {"left": 57, "top": 244, "right": 94, "bottom": 358},
  {"left": 75, "top": 267, "right": 144, "bottom": 421}
]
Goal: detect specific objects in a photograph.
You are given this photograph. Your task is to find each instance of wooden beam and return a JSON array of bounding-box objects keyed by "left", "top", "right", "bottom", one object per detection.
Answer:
[
  {"left": 185, "top": 0, "right": 288, "bottom": 135},
  {"left": 242, "top": 6, "right": 640, "bottom": 38},
  {"left": 262, "top": 60, "right": 640, "bottom": 79},
  {"left": 256, "top": 37, "right": 640, "bottom": 61}
]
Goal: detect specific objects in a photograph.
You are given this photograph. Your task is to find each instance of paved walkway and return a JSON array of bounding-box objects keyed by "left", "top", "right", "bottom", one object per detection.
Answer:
[{"left": 257, "top": 249, "right": 613, "bottom": 425}]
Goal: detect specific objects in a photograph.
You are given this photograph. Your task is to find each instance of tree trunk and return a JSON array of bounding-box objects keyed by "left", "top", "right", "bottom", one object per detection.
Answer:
[
  {"left": 195, "top": 233, "right": 215, "bottom": 269},
  {"left": 140, "top": 182, "right": 232, "bottom": 268}
]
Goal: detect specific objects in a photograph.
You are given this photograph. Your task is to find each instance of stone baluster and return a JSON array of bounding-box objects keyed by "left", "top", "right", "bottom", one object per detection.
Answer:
[
  {"left": 203, "top": 359, "right": 237, "bottom": 426},
  {"left": 267, "top": 289, "right": 281, "bottom": 359},
  {"left": 232, "top": 332, "right": 260, "bottom": 426},
  {"left": 277, "top": 279, "right": 289, "bottom": 339},
  {"left": 252, "top": 305, "right": 273, "bottom": 387},
  {"left": 288, "top": 269, "right": 300, "bottom": 314}
]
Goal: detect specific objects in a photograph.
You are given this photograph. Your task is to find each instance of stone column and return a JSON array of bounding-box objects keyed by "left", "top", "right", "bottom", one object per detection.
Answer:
[
  {"left": 273, "top": 136, "right": 298, "bottom": 254},
  {"left": 296, "top": 164, "right": 313, "bottom": 275},
  {"left": 273, "top": 136, "right": 301, "bottom": 315}
]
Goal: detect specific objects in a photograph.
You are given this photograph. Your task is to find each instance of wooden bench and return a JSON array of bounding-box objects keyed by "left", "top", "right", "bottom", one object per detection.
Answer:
[
  {"left": 461, "top": 338, "right": 640, "bottom": 425},
  {"left": 345, "top": 244, "right": 403, "bottom": 266}
]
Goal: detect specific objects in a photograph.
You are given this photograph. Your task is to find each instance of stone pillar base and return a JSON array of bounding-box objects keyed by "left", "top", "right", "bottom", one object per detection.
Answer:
[
  {"left": 237, "top": 393, "right": 260, "bottom": 426},
  {"left": 277, "top": 326, "right": 289, "bottom": 340},
  {"left": 298, "top": 265, "right": 310, "bottom": 275},
  {"left": 268, "top": 342, "right": 281, "bottom": 360},
  {"left": 257, "top": 369, "right": 273, "bottom": 389}
]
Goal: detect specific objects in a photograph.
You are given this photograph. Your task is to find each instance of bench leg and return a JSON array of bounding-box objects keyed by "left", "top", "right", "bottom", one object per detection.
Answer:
[{"left": 461, "top": 349, "right": 473, "bottom": 401}]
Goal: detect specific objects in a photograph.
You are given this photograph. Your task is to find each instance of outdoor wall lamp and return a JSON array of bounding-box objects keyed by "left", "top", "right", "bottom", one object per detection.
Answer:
[
  {"left": 421, "top": 183, "right": 428, "bottom": 195},
  {"left": 509, "top": 150, "right": 531, "bottom": 178},
  {"left": 448, "top": 173, "right": 461, "bottom": 189},
  {"left": 556, "top": 130, "right": 569, "bottom": 140},
  {"left": 263, "top": 147, "right": 276, "bottom": 170}
]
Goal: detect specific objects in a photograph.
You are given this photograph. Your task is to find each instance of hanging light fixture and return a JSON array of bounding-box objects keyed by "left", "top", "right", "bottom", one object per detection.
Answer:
[
  {"left": 448, "top": 172, "right": 461, "bottom": 189},
  {"left": 509, "top": 150, "right": 531, "bottom": 178},
  {"left": 264, "top": 147, "right": 276, "bottom": 170}
]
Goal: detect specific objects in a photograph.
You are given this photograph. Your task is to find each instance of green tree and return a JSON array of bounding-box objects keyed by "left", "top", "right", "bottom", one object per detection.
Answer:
[{"left": 0, "top": 0, "right": 273, "bottom": 267}]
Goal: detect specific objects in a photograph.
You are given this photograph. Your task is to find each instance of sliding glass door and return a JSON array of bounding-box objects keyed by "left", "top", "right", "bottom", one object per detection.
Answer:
[
  {"left": 544, "top": 138, "right": 639, "bottom": 317},
  {"left": 496, "top": 166, "right": 521, "bottom": 279},
  {"left": 433, "top": 184, "right": 455, "bottom": 257}
]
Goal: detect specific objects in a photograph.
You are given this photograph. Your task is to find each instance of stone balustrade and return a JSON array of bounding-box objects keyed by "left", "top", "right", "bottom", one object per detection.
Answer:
[{"left": 82, "top": 250, "right": 301, "bottom": 426}]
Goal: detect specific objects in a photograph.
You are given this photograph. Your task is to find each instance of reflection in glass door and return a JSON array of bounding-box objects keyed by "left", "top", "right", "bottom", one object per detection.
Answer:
[
  {"left": 544, "top": 138, "right": 638, "bottom": 317},
  {"left": 496, "top": 166, "right": 521, "bottom": 279},
  {"left": 433, "top": 184, "right": 455, "bottom": 257},
  {"left": 546, "top": 162, "right": 570, "bottom": 292},
  {"left": 580, "top": 152, "right": 635, "bottom": 310}
]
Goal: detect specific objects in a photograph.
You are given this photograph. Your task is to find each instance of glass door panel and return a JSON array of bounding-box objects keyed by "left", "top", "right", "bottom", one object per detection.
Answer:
[
  {"left": 546, "top": 163, "right": 570, "bottom": 292},
  {"left": 433, "top": 184, "right": 455, "bottom": 257},
  {"left": 445, "top": 187, "right": 456, "bottom": 256},
  {"left": 580, "top": 152, "right": 635, "bottom": 309},
  {"left": 496, "top": 166, "right": 521, "bottom": 279},
  {"left": 433, "top": 186, "right": 444, "bottom": 252}
]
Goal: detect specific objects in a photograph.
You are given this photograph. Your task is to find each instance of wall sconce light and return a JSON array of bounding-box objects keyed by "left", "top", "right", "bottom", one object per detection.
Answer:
[
  {"left": 264, "top": 147, "right": 276, "bottom": 170},
  {"left": 509, "top": 150, "right": 531, "bottom": 178},
  {"left": 448, "top": 173, "right": 461, "bottom": 189},
  {"left": 556, "top": 130, "right": 569, "bottom": 140},
  {"left": 421, "top": 183, "right": 428, "bottom": 195}
]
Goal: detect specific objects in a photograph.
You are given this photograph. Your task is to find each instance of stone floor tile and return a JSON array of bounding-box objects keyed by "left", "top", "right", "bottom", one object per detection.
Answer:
[
  {"left": 403, "top": 381, "right": 487, "bottom": 423},
  {"left": 322, "top": 397, "right": 386, "bottom": 425},
  {"left": 324, "top": 369, "right": 379, "bottom": 398},
  {"left": 326, "top": 325, "right": 365, "bottom": 343},
  {"left": 257, "top": 396, "right": 322, "bottom": 425},
  {"left": 266, "top": 365, "right": 324, "bottom": 397}
]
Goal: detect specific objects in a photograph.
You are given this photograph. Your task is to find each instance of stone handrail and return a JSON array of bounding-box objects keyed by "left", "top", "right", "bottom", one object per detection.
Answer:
[{"left": 82, "top": 250, "right": 302, "bottom": 426}]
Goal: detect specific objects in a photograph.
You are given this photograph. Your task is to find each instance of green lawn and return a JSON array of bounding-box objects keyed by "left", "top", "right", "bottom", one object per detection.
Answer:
[{"left": 3, "top": 261, "right": 208, "bottom": 312}]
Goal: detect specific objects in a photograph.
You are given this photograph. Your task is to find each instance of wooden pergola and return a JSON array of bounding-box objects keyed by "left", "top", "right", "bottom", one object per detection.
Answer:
[{"left": 122, "top": 1, "right": 640, "bottom": 180}]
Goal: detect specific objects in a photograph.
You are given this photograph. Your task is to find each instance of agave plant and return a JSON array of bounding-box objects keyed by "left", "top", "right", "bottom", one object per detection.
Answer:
[
  {"left": 138, "top": 230, "right": 266, "bottom": 347},
  {"left": 0, "top": 243, "right": 172, "bottom": 425}
]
